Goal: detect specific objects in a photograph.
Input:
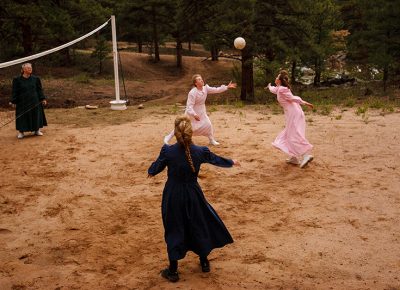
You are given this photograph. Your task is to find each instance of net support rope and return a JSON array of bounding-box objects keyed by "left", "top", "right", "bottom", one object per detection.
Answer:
[{"left": 0, "top": 18, "right": 111, "bottom": 69}]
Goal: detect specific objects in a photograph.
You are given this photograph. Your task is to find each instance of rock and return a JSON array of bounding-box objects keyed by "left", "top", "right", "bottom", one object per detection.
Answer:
[
  {"left": 85, "top": 105, "right": 98, "bottom": 109},
  {"left": 138, "top": 104, "right": 144, "bottom": 109}
]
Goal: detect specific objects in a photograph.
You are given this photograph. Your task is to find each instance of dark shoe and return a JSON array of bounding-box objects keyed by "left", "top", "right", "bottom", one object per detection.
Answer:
[
  {"left": 160, "top": 268, "right": 179, "bottom": 282},
  {"left": 200, "top": 259, "right": 210, "bottom": 273}
]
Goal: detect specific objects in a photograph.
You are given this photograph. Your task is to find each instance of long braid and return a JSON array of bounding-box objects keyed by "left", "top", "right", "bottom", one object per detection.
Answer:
[
  {"left": 174, "top": 115, "right": 196, "bottom": 173},
  {"left": 183, "top": 142, "right": 195, "bottom": 173}
]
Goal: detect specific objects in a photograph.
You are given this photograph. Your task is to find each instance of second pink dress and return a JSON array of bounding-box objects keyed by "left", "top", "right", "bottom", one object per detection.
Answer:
[{"left": 268, "top": 85, "right": 313, "bottom": 157}]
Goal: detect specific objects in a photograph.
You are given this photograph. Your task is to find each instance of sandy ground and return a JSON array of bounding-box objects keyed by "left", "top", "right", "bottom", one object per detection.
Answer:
[{"left": 0, "top": 106, "right": 399, "bottom": 290}]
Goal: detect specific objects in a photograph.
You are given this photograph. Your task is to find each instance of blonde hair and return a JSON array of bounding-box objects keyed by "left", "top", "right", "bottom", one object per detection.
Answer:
[
  {"left": 191, "top": 74, "right": 202, "bottom": 86},
  {"left": 174, "top": 115, "right": 195, "bottom": 172}
]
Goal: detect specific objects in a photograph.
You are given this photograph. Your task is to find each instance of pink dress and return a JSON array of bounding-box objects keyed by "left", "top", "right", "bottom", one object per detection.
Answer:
[
  {"left": 268, "top": 85, "right": 313, "bottom": 157},
  {"left": 185, "top": 84, "right": 227, "bottom": 138}
]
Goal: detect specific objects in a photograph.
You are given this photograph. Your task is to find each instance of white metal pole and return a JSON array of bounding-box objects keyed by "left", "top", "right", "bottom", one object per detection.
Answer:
[
  {"left": 111, "top": 15, "right": 120, "bottom": 102},
  {"left": 110, "top": 15, "right": 126, "bottom": 110}
]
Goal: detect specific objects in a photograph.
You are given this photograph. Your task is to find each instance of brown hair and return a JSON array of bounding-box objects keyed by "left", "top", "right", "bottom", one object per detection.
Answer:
[
  {"left": 174, "top": 115, "right": 195, "bottom": 172},
  {"left": 191, "top": 74, "right": 202, "bottom": 86},
  {"left": 278, "top": 70, "right": 291, "bottom": 89}
]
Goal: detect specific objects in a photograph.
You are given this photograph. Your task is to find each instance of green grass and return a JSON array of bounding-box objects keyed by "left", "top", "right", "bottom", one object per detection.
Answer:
[{"left": 71, "top": 73, "right": 91, "bottom": 84}]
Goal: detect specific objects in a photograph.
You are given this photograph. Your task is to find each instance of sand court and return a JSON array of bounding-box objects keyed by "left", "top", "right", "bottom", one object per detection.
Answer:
[{"left": 0, "top": 107, "right": 399, "bottom": 289}]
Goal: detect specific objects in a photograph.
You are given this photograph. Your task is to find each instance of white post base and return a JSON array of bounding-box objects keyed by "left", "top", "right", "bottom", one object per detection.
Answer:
[{"left": 110, "top": 100, "right": 127, "bottom": 110}]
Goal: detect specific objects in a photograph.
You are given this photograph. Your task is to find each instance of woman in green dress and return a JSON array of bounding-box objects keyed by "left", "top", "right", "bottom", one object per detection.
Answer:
[{"left": 10, "top": 63, "right": 47, "bottom": 139}]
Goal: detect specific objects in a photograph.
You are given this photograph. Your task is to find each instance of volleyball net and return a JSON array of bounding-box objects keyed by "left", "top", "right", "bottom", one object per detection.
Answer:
[{"left": 0, "top": 19, "right": 111, "bottom": 69}]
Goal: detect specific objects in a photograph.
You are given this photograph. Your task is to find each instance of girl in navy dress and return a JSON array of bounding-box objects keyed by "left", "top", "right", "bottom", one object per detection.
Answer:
[{"left": 148, "top": 115, "right": 240, "bottom": 282}]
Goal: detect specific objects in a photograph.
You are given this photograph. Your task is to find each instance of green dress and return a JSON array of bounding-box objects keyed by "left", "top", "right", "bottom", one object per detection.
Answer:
[{"left": 11, "top": 75, "right": 47, "bottom": 132}]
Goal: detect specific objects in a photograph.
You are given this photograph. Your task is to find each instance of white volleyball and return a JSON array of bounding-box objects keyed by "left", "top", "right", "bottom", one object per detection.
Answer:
[{"left": 234, "top": 37, "right": 246, "bottom": 50}]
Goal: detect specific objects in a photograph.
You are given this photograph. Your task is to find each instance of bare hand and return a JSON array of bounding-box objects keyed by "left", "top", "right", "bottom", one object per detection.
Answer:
[
  {"left": 42, "top": 100, "right": 47, "bottom": 106},
  {"left": 194, "top": 115, "right": 200, "bottom": 121},
  {"left": 233, "top": 160, "right": 241, "bottom": 167},
  {"left": 306, "top": 102, "right": 314, "bottom": 109},
  {"left": 227, "top": 81, "right": 237, "bottom": 89},
  {"left": 9, "top": 102, "right": 15, "bottom": 108}
]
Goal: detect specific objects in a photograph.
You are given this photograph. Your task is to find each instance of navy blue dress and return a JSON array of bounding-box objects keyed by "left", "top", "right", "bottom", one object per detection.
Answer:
[
  {"left": 148, "top": 143, "right": 234, "bottom": 261},
  {"left": 11, "top": 75, "right": 47, "bottom": 132}
]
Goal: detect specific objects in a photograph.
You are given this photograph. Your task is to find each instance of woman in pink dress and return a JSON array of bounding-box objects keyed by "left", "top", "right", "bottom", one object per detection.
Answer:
[
  {"left": 266, "top": 70, "right": 314, "bottom": 168},
  {"left": 164, "top": 74, "right": 237, "bottom": 146}
]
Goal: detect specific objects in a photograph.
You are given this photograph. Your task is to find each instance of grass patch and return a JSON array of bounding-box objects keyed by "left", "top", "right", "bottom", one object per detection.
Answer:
[
  {"left": 71, "top": 73, "right": 91, "bottom": 84},
  {"left": 318, "top": 104, "right": 333, "bottom": 116},
  {"left": 209, "top": 105, "right": 218, "bottom": 113},
  {"left": 233, "top": 100, "right": 245, "bottom": 108},
  {"left": 355, "top": 105, "right": 368, "bottom": 116}
]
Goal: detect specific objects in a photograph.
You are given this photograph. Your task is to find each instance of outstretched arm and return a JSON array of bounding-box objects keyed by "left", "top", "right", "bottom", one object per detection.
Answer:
[
  {"left": 206, "top": 81, "right": 236, "bottom": 95},
  {"left": 282, "top": 90, "right": 314, "bottom": 108},
  {"left": 265, "top": 83, "right": 278, "bottom": 94},
  {"left": 148, "top": 145, "right": 168, "bottom": 176},
  {"left": 201, "top": 147, "right": 237, "bottom": 168}
]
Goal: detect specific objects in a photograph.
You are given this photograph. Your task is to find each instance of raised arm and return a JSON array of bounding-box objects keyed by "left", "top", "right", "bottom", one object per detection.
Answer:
[
  {"left": 266, "top": 83, "right": 279, "bottom": 94},
  {"left": 205, "top": 84, "right": 228, "bottom": 94},
  {"left": 148, "top": 145, "right": 168, "bottom": 176}
]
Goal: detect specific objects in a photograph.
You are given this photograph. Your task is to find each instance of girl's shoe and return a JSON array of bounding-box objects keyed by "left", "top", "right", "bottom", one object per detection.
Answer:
[
  {"left": 160, "top": 268, "right": 179, "bottom": 282},
  {"left": 286, "top": 156, "right": 300, "bottom": 165},
  {"left": 209, "top": 139, "right": 220, "bottom": 146},
  {"left": 300, "top": 154, "right": 314, "bottom": 168}
]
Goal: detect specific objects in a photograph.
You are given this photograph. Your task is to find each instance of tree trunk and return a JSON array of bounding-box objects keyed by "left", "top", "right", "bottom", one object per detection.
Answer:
[
  {"left": 291, "top": 60, "right": 297, "bottom": 84},
  {"left": 313, "top": 57, "right": 321, "bottom": 86},
  {"left": 240, "top": 47, "right": 254, "bottom": 102},
  {"left": 21, "top": 22, "right": 33, "bottom": 56},
  {"left": 211, "top": 45, "right": 218, "bottom": 61},
  {"left": 137, "top": 41, "right": 143, "bottom": 53},
  {"left": 151, "top": 5, "right": 160, "bottom": 62},
  {"left": 383, "top": 64, "right": 388, "bottom": 92},
  {"left": 176, "top": 39, "right": 182, "bottom": 68},
  {"left": 62, "top": 49, "right": 71, "bottom": 65}
]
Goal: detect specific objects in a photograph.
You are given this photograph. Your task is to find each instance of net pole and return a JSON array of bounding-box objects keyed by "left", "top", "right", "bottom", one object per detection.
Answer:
[{"left": 110, "top": 15, "right": 127, "bottom": 110}]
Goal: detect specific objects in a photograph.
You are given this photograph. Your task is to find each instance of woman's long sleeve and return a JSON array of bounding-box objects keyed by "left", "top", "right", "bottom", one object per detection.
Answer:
[
  {"left": 281, "top": 90, "right": 305, "bottom": 104},
  {"left": 201, "top": 147, "right": 233, "bottom": 168},
  {"left": 148, "top": 145, "right": 168, "bottom": 176},
  {"left": 36, "top": 77, "right": 46, "bottom": 100},
  {"left": 268, "top": 85, "right": 279, "bottom": 94},
  {"left": 205, "top": 84, "right": 228, "bottom": 94}
]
